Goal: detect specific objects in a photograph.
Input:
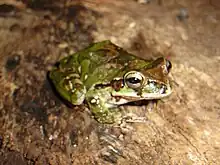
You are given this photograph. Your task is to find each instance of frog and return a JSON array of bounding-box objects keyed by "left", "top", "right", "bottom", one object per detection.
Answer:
[{"left": 49, "top": 40, "right": 172, "bottom": 124}]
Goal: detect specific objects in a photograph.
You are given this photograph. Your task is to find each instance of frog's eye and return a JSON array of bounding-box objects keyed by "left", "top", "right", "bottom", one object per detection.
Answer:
[
  {"left": 165, "top": 59, "right": 172, "bottom": 73},
  {"left": 124, "top": 71, "right": 145, "bottom": 89}
]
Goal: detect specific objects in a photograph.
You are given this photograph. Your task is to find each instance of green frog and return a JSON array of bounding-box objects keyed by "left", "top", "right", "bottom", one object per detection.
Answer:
[{"left": 49, "top": 40, "right": 172, "bottom": 124}]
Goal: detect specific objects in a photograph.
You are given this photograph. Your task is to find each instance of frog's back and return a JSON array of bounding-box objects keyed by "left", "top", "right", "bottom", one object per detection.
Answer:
[
  {"left": 77, "top": 40, "right": 136, "bottom": 66},
  {"left": 55, "top": 40, "right": 148, "bottom": 89},
  {"left": 76, "top": 41, "right": 145, "bottom": 88}
]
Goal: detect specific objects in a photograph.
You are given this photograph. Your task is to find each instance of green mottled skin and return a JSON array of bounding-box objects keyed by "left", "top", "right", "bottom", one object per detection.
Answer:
[{"left": 49, "top": 40, "right": 172, "bottom": 123}]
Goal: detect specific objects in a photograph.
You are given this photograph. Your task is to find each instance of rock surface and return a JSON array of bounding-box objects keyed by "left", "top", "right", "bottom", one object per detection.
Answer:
[{"left": 0, "top": 0, "right": 219, "bottom": 164}]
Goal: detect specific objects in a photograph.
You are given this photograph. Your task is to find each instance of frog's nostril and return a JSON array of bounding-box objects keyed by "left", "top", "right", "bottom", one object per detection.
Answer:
[{"left": 147, "top": 80, "right": 156, "bottom": 87}]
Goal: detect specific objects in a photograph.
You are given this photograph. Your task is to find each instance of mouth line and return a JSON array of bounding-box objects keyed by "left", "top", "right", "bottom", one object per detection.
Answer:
[{"left": 112, "top": 90, "right": 172, "bottom": 100}]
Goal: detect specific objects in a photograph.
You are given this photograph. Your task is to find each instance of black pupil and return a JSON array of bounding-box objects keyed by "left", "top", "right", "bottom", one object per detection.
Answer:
[{"left": 126, "top": 77, "right": 141, "bottom": 84}]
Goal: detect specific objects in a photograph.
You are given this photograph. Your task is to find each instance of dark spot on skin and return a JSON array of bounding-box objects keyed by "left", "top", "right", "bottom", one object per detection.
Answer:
[
  {"left": 114, "top": 96, "right": 121, "bottom": 102},
  {"left": 111, "top": 79, "right": 124, "bottom": 91},
  {"left": 94, "top": 83, "right": 111, "bottom": 89}
]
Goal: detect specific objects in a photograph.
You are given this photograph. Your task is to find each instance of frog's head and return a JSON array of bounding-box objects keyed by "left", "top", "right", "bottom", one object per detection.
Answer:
[{"left": 110, "top": 57, "right": 172, "bottom": 104}]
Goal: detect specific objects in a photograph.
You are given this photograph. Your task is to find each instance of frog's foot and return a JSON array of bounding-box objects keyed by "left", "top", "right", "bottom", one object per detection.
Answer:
[
  {"left": 87, "top": 96, "right": 122, "bottom": 124},
  {"left": 99, "top": 132, "right": 124, "bottom": 163},
  {"left": 92, "top": 107, "right": 122, "bottom": 124},
  {"left": 122, "top": 113, "right": 147, "bottom": 123}
]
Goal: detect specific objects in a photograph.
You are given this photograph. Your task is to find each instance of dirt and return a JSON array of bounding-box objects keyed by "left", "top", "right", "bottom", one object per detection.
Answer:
[{"left": 0, "top": 0, "right": 219, "bottom": 164}]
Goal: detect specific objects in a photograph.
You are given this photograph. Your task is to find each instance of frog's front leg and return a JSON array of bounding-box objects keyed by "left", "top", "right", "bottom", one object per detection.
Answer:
[
  {"left": 86, "top": 89, "right": 121, "bottom": 124},
  {"left": 50, "top": 70, "right": 86, "bottom": 105}
]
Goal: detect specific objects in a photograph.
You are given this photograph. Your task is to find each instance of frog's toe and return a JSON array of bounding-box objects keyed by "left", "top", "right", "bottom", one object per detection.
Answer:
[
  {"left": 94, "top": 110, "right": 122, "bottom": 124},
  {"left": 99, "top": 131, "right": 124, "bottom": 163}
]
